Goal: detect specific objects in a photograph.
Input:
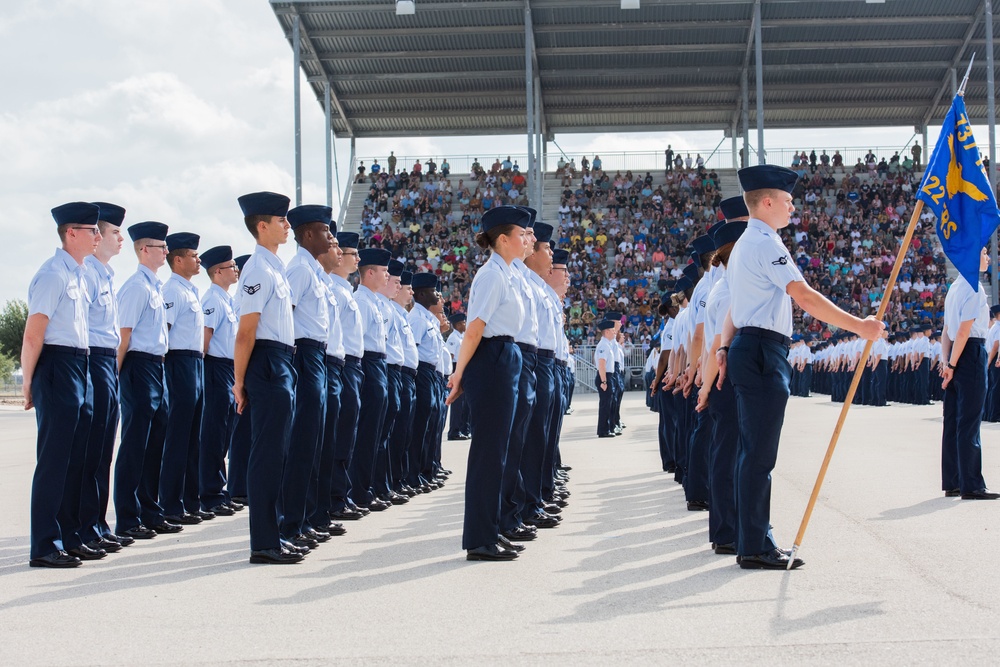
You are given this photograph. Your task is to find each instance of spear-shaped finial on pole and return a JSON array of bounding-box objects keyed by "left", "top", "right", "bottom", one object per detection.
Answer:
[{"left": 959, "top": 52, "right": 976, "bottom": 97}]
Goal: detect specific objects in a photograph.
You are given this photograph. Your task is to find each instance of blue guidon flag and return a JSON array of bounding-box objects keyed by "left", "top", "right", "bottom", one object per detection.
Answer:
[{"left": 917, "top": 94, "right": 1000, "bottom": 291}]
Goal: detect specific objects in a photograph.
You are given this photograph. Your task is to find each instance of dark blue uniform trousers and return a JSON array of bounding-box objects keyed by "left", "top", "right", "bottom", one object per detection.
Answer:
[
  {"left": 373, "top": 365, "right": 402, "bottom": 497},
  {"left": 500, "top": 348, "right": 536, "bottom": 533},
  {"left": 280, "top": 342, "right": 327, "bottom": 538},
  {"left": 434, "top": 373, "right": 448, "bottom": 471},
  {"left": 728, "top": 334, "right": 790, "bottom": 557},
  {"left": 672, "top": 390, "right": 688, "bottom": 484},
  {"left": 228, "top": 404, "right": 250, "bottom": 499},
  {"left": 656, "top": 386, "right": 676, "bottom": 471},
  {"left": 684, "top": 393, "right": 712, "bottom": 503},
  {"left": 391, "top": 367, "right": 417, "bottom": 491},
  {"left": 246, "top": 343, "right": 296, "bottom": 551},
  {"left": 160, "top": 353, "right": 204, "bottom": 517},
  {"left": 541, "top": 360, "right": 566, "bottom": 505},
  {"left": 114, "top": 353, "right": 167, "bottom": 532},
  {"left": 411, "top": 363, "right": 439, "bottom": 485},
  {"left": 448, "top": 374, "right": 470, "bottom": 438},
  {"left": 199, "top": 356, "right": 236, "bottom": 510},
  {"left": 30, "top": 346, "right": 91, "bottom": 559},
  {"left": 79, "top": 348, "right": 118, "bottom": 543},
  {"left": 351, "top": 354, "right": 387, "bottom": 506},
  {"left": 520, "top": 354, "right": 554, "bottom": 517},
  {"left": 941, "top": 340, "right": 988, "bottom": 494},
  {"left": 309, "top": 356, "right": 342, "bottom": 527},
  {"left": 331, "top": 357, "right": 363, "bottom": 512},
  {"left": 707, "top": 376, "right": 738, "bottom": 547},
  {"left": 462, "top": 338, "right": 521, "bottom": 550},
  {"left": 596, "top": 373, "right": 614, "bottom": 436}
]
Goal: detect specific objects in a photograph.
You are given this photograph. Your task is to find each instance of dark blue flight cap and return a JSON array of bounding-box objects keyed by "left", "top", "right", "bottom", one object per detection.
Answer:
[
  {"left": 400, "top": 270, "right": 413, "bottom": 286},
  {"left": 358, "top": 248, "right": 391, "bottom": 267},
  {"left": 52, "top": 202, "right": 101, "bottom": 227},
  {"left": 200, "top": 245, "right": 233, "bottom": 269},
  {"left": 922, "top": 323, "right": 933, "bottom": 332},
  {"left": 605, "top": 311, "right": 622, "bottom": 321},
  {"left": 287, "top": 204, "right": 332, "bottom": 230},
  {"left": 706, "top": 221, "right": 724, "bottom": 241},
  {"left": 738, "top": 164, "right": 798, "bottom": 193},
  {"left": 675, "top": 276, "right": 693, "bottom": 293},
  {"left": 336, "top": 231, "right": 359, "bottom": 249},
  {"left": 165, "top": 232, "right": 199, "bottom": 252},
  {"left": 720, "top": 195, "right": 750, "bottom": 220},
  {"left": 238, "top": 191, "right": 290, "bottom": 217},
  {"left": 533, "top": 222, "right": 554, "bottom": 244},
  {"left": 127, "top": 221, "right": 168, "bottom": 242},
  {"left": 482, "top": 205, "right": 531, "bottom": 232},
  {"left": 411, "top": 273, "right": 438, "bottom": 289},
  {"left": 235, "top": 254, "right": 251, "bottom": 271},
  {"left": 682, "top": 263, "right": 700, "bottom": 282},
  {"left": 688, "top": 234, "right": 716, "bottom": 257},
  {"left": 91, "top": 202, "right": 126, "bottom": 227},
  {"left": 388, "top": 259, "right": 405, "bottom": 277},
  {"left": 448, "top": 313, "right": 467, "bottom": 324},
  {"left": 517, "top": 206, "right": 538, "bottom": 226},
  {"left": 659, "top": 292, "right": 673, "bottom": 305},
  {"left": 552, "top": 249, "right": 569, "bottom": 264},
  {"left": 598, "top": 320, "right": 615, "bottom": 331},
  {"left": 713, "top": 221, "right": 748, "bottom": 247},
  {"left": 991, "top": 305, "right": 1000, "bottom": 316}
]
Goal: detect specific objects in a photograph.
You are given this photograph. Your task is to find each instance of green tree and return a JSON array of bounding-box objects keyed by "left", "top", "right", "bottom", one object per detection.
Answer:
[
  {"left": 0, "top": 353, "right": 14, "bottom": 383},
  {"left": 0, "top": 299, "right": 28, "bottom": 363}
]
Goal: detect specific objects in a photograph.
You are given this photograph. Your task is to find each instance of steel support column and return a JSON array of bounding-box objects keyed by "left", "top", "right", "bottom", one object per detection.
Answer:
[
  {"left": 987, "top": 0, "right": 998, "bottom": 304},
  {"left": 525, "top": 3, "right": 536, "bottom": 208},
  {"left": 535, "top": 76, "right": 543, "bottom": 216},
  {"left": 753, "top": 0, "right": 765, "bottom": 165},
  {"left": 325, "top": 81, "right": 333, "bottom": 209},
  {"left": 741, "top": 70, "right": 750, "bottom": 174},
  {"left": 292, "top": 15, "right": 302, "bottom": 207}
]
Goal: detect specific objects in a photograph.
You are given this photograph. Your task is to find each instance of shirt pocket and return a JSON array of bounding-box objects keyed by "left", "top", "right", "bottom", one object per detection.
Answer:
[
  {"left": 275, "top": 280, "right": 290, "bottom": 300},
  {"left": 66, "top": 281, "right": 81, "bottom": 301},
  {"left": 150, "top": 292, "right": 163, "bottom": 309}
]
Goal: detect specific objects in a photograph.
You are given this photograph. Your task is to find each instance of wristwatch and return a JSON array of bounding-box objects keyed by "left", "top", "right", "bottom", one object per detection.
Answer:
[{"left": 947, "top": 362, "right": 957, "bottom": 370}]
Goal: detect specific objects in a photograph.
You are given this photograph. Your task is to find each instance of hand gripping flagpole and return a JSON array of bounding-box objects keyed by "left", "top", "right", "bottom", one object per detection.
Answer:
[{"left": 787, "top": 55, "right": 979, "bottom": 570}]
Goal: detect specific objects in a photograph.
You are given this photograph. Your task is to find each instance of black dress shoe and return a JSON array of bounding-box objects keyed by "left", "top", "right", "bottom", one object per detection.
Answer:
[
  {"left": 687, "top": 500, "right": 710, "bottom": 512},
  {"left": 543, "top": 503, "right": 563, "bottom": 515},
  {"left": 945, "top": 488, "right": 961, "bottom": 497},
  {"left": 280, "top": 539, "right": 310, "bottom": 555},
  {"left": 151, "top": 521, "right": 184, "bottom": 534},
  {"left": 466, "top": 544, "right": 518, "bottom": 561},
  {"left": 68, "top": 544, "right": 107, "bottom": 560},
  {"left": 194, "top": 509, "right": 216, "bottom": 521},
  {"left": 502, "top": 526, "right": 538, "bottom": 542},
  {"left": 441, "top": 468, "right": 454, "bottom": 475},
  {"left": 249, "top": 548, "right": 304, "bottom": 565},
  {"left": 291, "top": 533, "right": 319, "bottom": 548},
  {"left": 228, "top": 500, "right": 246, "bottom": 511},
  {"left": 230, "top": 496, "right": 249, "bottom": 506},
  {"left": 524, "top": 512, "right": 560, "bottom": 529},
  {"left": 350, "top": 503, "right": 371, "bottom": 516},
  {"left": 961, "top": 489, "right": 1000, "bottom": 500},
  {"left": 598, "top": 433, "right": 615, "bottom": 438},
  {"left": 326, "top": 522, "right": 346, "bottom": 536},
  {"left": 367, "top": 499, "right": 390, "bottom": 512},
  {"left": 29, "top": 550, "right": 82, "bottom": 568},
  {"left": 306, "top": 528, "right": 331, "bottom": 543},
  {"left": 330, "top": 508, "right": 364, "bottom": 521},
  {"left": 712, "top": 542, "right": 737, "bottom": 555},
  {"left": 386, "top": 492, "right": 409, "bottom": 505},
  {"left": 165, "top": 513, "right": 202, "bottom": 525},
  {"left": 739, "top": 548, "right": 804, "bottom": 570},
  {"left": 497, "top": 535, "right": 525, "bottom": 552},
  {"left": 558, "top": 465, "right": 572, "bottom": 472},
  {"left": 109, "top": 533, "right": 136, "bottom": 547},
  {"left": 120, "top": 525, "right": 156, "bottom": 540},
  {"left": 208, "top": 504, "right": 236, "bottom": 516},
  {"left": 87, "top": 538, "right": 121, "bottom": 553}
]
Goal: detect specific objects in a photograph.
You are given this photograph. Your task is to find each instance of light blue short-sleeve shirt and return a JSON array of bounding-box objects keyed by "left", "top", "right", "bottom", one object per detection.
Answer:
[
  {"left": 202, "top": 283, "right": 237, "bottom": 359},
  {"left": 163, "top": 273, "right": 204, "bottom": 352},
  {"left": 236, "top": 246, "right": 295, "bottom": 346},
  {"left": 329, "top": 273, "right": 363, "bottom": 358},
  {"left": 467, "top": 252, "right": 524, "bottom": 339},
  {"left": 409, "top": 303, "right": 444, "bottom": 365},
  {"left": 395, "top": 302, "right": 419, "bottom": 369},
  {"left": 727, "top": 218, "right": 804, "bottom": 337},
  {"left": 287, "top": 247, "right": 330, "bottom": 343},
  {"left": 84, "top": 254, "right": 120, "bottom": 349},
  {"left": 378, "top": 292, "right": 405, "bottom": 365},
  {"left": 944, "top": 275, "right": 989, "bottom": 339},
  {"left": 118, "top": 264, "right": 169, "bottom": 355},
  {"left": 28, "top": 248, "right": 90, "bottom": 349}
]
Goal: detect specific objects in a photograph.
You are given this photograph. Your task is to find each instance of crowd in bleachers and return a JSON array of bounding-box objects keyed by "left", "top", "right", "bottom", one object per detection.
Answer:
[{"left": 354, "top": 146, "right": 958, "bottom": 353}]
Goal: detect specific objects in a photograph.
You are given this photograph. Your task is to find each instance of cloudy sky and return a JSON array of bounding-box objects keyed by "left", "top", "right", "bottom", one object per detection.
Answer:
[{"left": 0, "top": 0, "right": 957, "bottom": 305}]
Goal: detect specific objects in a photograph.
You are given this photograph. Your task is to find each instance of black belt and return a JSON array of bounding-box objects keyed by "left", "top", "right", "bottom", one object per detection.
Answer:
[
  {"left": 326, "top": 355, "right": 345, "bottom": 368},
  {"left": 363, "top": 351, "right": 387, "bottom": 361},
  {"left": 126, "top": 350, "right": 163, "bottom": 363},
  {"left": 484, "top": 335, "right": 514, "bottom": 343},
  {"left": 735, "top": 326, "right": 792, "bottom": 347},
  {"left": 388, "top": 363, "right": 403, "bottom": 372},
  {"left": 167, "top": 349, "right": 204, "bottom": 359},
  {"left": 968, "top": 337, "right": 986, "bottom": 344},
  {"left": 517, "top": 342, "right": 537, "bottom": 355},
  {"left": 205, "top": 355, "right": 234, "bottom": 367},
  {"left": 255, "top": 340, "right": 295, "bottom": 355},
  {"left": 418, "top": 361, "right": 437, "bottom": 372},
  {"left": 43, "top": 344, "right": 89, "bottom": 357},
  {"left": 537, "top": 348, "right": 555, "bottom": 358},
  {"left": 555, "top": 359, "right": 568, "bottom": 367},
  {"left": 295, "top": 338, "right": 327, "bottom": 352},
  {"left": 345, "top": 354, "right": 362, "bottom": 365},
  {"left": 89, "top": 346, "right": 117, "bottom": 357},
  {"left": 402, "top": 366, "right": 418, "bottom": 377}
]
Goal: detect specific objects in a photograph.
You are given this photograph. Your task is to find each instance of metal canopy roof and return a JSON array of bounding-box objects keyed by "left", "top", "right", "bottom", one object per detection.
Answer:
[{"left": 270, "top": 0, "right": 996, "bottom": 138}]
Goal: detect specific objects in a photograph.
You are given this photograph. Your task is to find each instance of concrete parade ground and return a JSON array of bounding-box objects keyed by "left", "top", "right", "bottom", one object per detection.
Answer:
[{"left": 0, "top": 392, "right": 998, "bottom": 665}]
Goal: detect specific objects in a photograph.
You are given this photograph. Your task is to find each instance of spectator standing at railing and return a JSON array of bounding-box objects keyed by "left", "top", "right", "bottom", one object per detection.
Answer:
[
  {"left": 356, "top": 161, "right": 366, "bottom": 183},
  {"left": 387, "top": 151, "right": 396, "bottom": 174}
]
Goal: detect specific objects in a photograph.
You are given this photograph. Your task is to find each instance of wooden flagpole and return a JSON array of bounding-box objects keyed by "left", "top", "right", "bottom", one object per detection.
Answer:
[{"left": 787, "top": 199, "right": 925, "bottom": 568}]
